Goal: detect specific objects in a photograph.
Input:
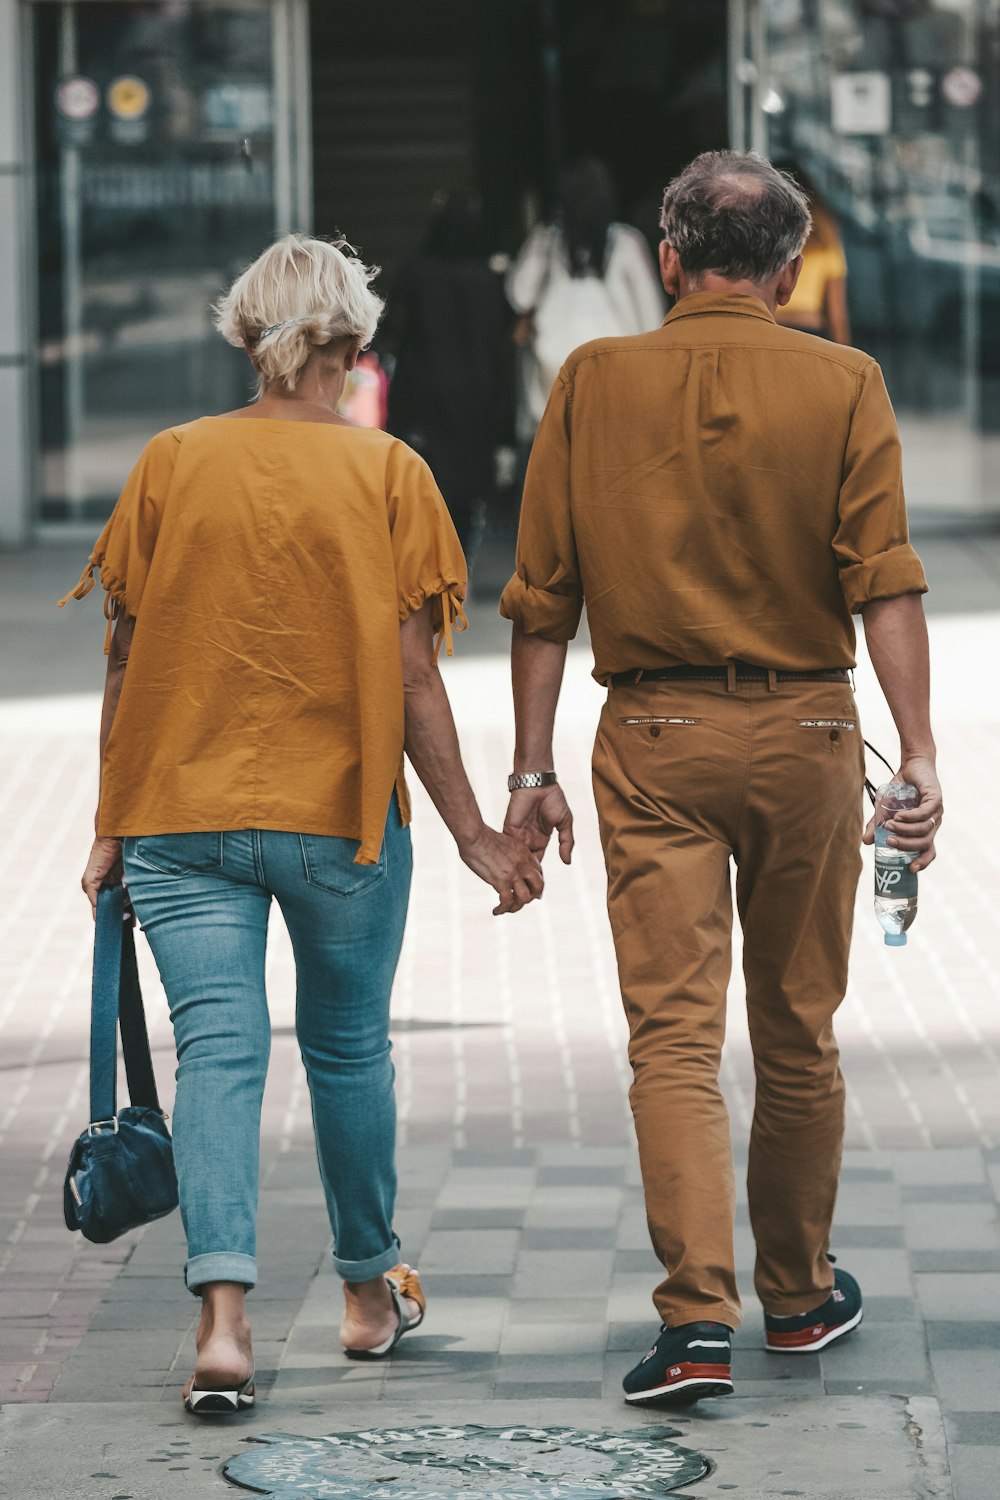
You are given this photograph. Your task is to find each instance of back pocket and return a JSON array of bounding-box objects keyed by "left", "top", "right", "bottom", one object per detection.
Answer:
[
  {"left": 299, "top": 834, "right": 387, "bottom": 896},
  {"left": 796, "top": 719, "right": 857, "bottom": 730},
  {"left": 132, "top": 832, "right": 224, "bottom": 876},
  {"left": 618, "top": 716, "right": 700, "bottom": 726}
]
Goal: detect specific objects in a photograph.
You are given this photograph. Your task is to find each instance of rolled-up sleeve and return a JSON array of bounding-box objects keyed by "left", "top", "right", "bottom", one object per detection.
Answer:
[
  {"left": 834, "top": 361, "right": 927, "bottom": 613},
  {"left": 500, "top": 372, "right": 584, "bottom": 642}
]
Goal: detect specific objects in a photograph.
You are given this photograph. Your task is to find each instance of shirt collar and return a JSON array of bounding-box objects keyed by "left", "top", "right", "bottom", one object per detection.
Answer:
[{"left": 663, "top": 291, "right": 776, "bottom": 326}]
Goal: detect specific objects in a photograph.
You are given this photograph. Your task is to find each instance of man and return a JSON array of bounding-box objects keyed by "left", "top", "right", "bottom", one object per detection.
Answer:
[{"left": 500, "top": 151, "right": 941, "bottom": 1406}]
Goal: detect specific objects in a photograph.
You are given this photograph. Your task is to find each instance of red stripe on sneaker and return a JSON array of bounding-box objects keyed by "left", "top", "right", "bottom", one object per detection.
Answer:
[
  {"left": 766, "top": 1323, "right": 829, "bottom": 1349},
  {"left": 664, "top": 1361, "right": 733, "bottom": 1382}
]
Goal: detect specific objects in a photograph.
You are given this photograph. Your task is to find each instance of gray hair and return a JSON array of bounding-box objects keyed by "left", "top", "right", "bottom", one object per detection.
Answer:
[
  {"left": 214, "top": 234, "right": 384, "bottom": 398},
  {"left": 659, "top": 151, "right": 811, "bottom": 284}
]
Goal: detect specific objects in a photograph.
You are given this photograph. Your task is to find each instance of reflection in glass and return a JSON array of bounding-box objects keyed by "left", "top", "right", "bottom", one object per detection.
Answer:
[
  {"left": 34, "top": 1, "right": 278, "bottom": 524},
  {"left": 758, "top": 0, "right": 999, "bottom": 521}
]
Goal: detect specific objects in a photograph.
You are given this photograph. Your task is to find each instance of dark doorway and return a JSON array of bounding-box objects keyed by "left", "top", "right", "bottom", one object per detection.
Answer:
[
  {"left": 309, "top": 0, "right": 729, "bottom": 280},
  {"left": 307, "top": 0, "right": 729, "bottom": 588}
]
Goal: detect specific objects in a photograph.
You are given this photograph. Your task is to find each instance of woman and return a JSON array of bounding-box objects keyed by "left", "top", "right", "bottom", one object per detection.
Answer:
[
  {"left": 62, "top": 234, "right": 542, "bottom": 1415},
  {"left": 385, "top": 192, "right": 513, "bottom": 558},
  {"left": 774, "top": 164, "right": 851, "bottom": 344},
  {"left": 507, "top": 158, "right": 664, "bottom": 433}
]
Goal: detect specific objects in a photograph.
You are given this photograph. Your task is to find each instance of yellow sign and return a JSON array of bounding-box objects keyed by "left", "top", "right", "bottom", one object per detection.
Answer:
[{"left": 107, "top": 76, "right": 151, "bottom": 121}]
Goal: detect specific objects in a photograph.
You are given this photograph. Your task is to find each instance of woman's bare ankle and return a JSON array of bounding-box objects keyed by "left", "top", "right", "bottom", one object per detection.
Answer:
[
  {"left": 340, "top": 1275, "right": 417, "bottom": 1351},
  {"left": 194, "top": 1282, "right": 254, "bottom": 1383}
]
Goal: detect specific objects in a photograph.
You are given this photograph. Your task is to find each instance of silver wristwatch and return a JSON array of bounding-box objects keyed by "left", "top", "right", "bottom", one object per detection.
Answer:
[{"left": 507, "top": 771, "right": 558, "bottom": 792}]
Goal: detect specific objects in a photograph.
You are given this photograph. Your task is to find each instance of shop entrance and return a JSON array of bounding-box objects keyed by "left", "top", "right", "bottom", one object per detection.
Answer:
[{"left": 309, "top": 0, "right": 729, "bottom": 288}]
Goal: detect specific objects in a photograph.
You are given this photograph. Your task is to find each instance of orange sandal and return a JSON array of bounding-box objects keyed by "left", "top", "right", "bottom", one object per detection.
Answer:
[{"left": 344, "top": 1264, "right": 426, "bottom": 1361}]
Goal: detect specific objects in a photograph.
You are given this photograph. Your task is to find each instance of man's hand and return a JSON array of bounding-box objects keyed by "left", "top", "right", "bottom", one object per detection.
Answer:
[
  {"left": 458, "top": 826, "right": 545, "bottom": 915},
  {"left": 504, "top": 785, "right": 575, "bottom": 865},
  {"left": 862, "top": 755, "right": 942, "bottom": 873},
  {"left": 81, "top": 836, "right": 125, "bottom": 916}
]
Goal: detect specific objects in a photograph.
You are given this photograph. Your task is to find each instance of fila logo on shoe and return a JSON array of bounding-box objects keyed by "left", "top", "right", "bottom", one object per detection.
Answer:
[
  {"left": 670, "top": 1366, "right": 683, "bottom": 1377},
  {"left": 833, "top": 1289, "right": 845, "bottom": 1303}
]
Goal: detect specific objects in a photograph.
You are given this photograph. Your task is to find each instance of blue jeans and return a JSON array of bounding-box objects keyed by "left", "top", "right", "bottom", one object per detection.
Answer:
[{"left": 122, "top": 803, "right": 412, "bottom": 1293}]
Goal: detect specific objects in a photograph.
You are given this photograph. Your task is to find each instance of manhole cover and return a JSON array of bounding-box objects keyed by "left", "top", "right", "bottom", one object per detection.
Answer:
[{"left": 223, "top": 1425, "right": 711, "bottom": 1498}]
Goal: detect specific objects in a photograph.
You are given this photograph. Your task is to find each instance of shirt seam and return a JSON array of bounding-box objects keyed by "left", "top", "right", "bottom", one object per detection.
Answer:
[
  {"left": 666, "top": 306, "right": 773, "bottom": 325},
  {"left": 566, "top": 342, "right": 868, "bottom": 378},
  {"left": 247, "top": 461, "right": 278, "bottom": 827}
]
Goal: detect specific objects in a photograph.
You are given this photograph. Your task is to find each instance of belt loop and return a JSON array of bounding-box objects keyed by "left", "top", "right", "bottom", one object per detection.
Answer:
[
  {"left": 726, "top": 663, "right": 737, "bottom": 694},
  {"left": 767, "top": 669, "right": 777, "bottom": 693}
]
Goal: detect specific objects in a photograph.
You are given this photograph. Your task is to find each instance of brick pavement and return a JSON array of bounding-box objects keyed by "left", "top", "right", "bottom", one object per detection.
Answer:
[{"left": 1, "top": 564, "right": 1000, "bottom": 1495}]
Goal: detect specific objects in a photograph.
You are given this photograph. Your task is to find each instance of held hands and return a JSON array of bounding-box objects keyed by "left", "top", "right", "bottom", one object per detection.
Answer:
[
  {"left": 81, "top": 835, "right": 126, "bottom": 917},
  {"left": 504, "top": 785, "right": 575, "bottom": 866},
  {"left": 458, "top": 825, "right": 545, "bottom": 916},
  {"left": 862, "top": 755, "right": 943, "bottom": 873}
]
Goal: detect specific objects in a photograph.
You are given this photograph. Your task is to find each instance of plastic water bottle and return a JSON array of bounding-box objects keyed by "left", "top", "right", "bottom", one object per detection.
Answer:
[{"left": 874, "top": 779, "right": 919, "bottom": 947}]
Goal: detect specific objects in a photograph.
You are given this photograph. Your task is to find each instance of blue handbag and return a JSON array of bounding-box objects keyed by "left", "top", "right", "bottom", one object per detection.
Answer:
[{"left": 63, "top": 885, "right": 179, "bottom": 1243}]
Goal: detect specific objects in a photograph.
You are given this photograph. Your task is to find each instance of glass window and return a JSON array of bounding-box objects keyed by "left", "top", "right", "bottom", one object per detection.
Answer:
[
  {"left": 33, "top": 1, "right": 278, "bottom": 524},
  {"left": 752, "top": 0, "right": 1000, "bottom": 522}
]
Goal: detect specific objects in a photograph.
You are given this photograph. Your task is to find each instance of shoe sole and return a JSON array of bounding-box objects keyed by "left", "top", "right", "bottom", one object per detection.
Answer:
[
  {"left": 343, "top": 1310, "right": 424, "bottom": 1361},
  {"left": 766, "top": 1307, "right": 863, "bottom": 1353},
  {"left": 184, "top": 1388, "right": 255, "bottom": 1415},
  {"left": 624, "top": 1375, "right": 734, "bottom": 1407}
]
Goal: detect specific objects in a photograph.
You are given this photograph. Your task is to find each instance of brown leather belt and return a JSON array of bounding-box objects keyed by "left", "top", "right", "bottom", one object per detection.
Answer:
[{"left": 609, "top": 664, "right": 850, "bottom": 687}]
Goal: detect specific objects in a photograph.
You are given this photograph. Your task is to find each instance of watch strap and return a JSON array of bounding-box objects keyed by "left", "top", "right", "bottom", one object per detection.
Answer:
[{"left": 507, "top": 771, "right": 558, "bottom": 792}]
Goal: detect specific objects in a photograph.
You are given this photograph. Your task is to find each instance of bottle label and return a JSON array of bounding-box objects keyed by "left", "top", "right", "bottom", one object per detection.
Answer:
[
  {"left": 874, "top": 808, "right": 918, "bottom": 900},
  {"left": 874, "top": 854, "right": 918, "bottom": 899}
]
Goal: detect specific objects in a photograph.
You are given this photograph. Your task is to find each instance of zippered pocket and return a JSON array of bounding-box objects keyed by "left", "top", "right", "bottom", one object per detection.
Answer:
[
  {"left": 619, "top": 716, "right": 700, "bottom": 727},
  {"left": 797, "top": 719, "right": 856, "bottom": 730}
]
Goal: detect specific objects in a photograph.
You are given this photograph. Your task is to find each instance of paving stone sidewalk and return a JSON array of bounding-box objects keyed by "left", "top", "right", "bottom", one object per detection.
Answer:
[{"left": 2, "top": 573, "right": 1000, "bottom": 1497}]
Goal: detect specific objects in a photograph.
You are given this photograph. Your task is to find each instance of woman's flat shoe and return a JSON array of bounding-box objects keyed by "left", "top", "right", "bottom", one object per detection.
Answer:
[
  {"left": 344, "top": 1264, "right": 426, "bottom": 1361},
  {"left": 183, "top": 1370, "right": 255, "bottom": 1415}
]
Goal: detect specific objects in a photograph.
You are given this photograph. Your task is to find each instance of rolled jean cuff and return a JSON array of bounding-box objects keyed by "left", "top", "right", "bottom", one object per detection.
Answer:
[
  {"left": 186, "top": 1252, "right": 257, "bottom": 1294},
  {"left": 333, "top": 1241, "right": 401, "bottom": 1283}
]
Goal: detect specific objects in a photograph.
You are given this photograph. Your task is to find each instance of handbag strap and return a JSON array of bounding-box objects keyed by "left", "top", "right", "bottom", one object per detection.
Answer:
[
  {"left": 118, "top": 914, "right": 160, "bottom": 1112},
  {"left": 90, "top": 887, "right": 160, "bottom": 1124}
]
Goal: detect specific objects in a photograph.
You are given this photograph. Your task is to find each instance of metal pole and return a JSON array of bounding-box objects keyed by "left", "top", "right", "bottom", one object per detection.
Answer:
[
  {"left": 728, "top": 0, "right": 747, "bottom": 150},
  {"left": 749, "top": 0, "right": 767, "bottom": 157},
  {"left": 272, "top": 0, "right": 311, "bottom": 235},
  {"left": 58, "top": 1, "right": 85, "bottom": 515}
]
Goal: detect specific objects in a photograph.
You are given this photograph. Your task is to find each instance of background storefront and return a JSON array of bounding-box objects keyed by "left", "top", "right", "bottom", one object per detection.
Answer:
[
  {"left": 1, "top": 0, "right": 997, "bottom": 544},
  {"left": 731, "top": 0, "right": 1000, "bottom": 525}
]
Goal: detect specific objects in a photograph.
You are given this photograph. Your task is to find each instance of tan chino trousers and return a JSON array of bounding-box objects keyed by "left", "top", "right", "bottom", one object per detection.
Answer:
[{"left": 592, "top": 676, "right": 864, "bottom": 1330}]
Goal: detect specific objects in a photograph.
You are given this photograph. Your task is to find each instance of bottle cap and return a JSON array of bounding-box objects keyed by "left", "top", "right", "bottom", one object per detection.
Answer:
[{"left": 884, "top": 932, "right": 908, "bottom": 947}]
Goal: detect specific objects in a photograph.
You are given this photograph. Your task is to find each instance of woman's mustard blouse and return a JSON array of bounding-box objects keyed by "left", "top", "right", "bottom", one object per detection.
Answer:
[{"left": 61, "top": 417, "right": 467, "bottom": 864}]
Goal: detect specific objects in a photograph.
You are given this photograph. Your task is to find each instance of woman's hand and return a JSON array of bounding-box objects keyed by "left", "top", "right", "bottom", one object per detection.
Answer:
[
  {"left": 458, "top": 825, "right": 544, "bottom": 915},
  {"left": 512, "top": 312, "right": 536, "bottom": 349},
  {"left": 81, "top": 836, "right": 125, "bottom": 916}
]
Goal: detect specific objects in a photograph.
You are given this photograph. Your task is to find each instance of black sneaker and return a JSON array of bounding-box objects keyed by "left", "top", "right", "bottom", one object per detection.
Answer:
[
  {"left": 765, "top": 1266, "right": 863, "bottom": 1353},
  {"left": 622, "top": 1321, "right": 733, "bottom": 1406}
]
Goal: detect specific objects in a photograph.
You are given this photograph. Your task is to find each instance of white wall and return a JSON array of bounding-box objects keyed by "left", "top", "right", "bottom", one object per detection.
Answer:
[{"left": 0, "top": 0, "right": 31, "bottom": 546}]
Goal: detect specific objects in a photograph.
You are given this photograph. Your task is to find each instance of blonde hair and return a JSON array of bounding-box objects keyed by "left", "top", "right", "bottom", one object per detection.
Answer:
[{"left": 214, "top": 233, "right": 384, "bottom": 397}]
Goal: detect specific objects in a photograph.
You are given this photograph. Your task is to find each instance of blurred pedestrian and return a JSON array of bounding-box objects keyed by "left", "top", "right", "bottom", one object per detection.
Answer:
[
  {"left": 500, "top": 152, "right": 940, "bottom": 1406},
  {"left": 774, "top": 162, "right": 851, "bottom": 344},
  {"left": 63, "top": 234, "right": 542, "bottom": 1415},
  {"left": 507, "top": 158, "right": 664, "bottom": 433},
  {"left": 385, "top": 192, "right": 512, "bottom": 558}
]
